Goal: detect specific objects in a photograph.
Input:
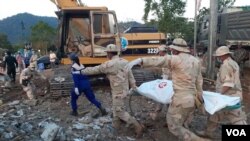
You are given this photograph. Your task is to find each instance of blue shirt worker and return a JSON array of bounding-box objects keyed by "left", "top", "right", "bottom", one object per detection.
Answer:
[{"left": 69, "top": 53, "right": 107, "bottom": 116}]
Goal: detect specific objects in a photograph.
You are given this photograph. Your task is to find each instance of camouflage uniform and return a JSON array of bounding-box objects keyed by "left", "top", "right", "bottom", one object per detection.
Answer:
[
  {"left": 81, "top": 48, "right": 143, "bottom": 136},
  {"left": 140, "top": 52, "right": 204, "bottom": 141},
  {"left": 151, "top": 45, "right": 171, "bottom": 120},
  {"left": 29, "top": 53, "right": 38, "bottom": 70},
  {"left": 205, "top": 57, "right": 247, "bottom": 133},
  {"left": 19, "top": 63, "right": 45, "bottom": 99}
]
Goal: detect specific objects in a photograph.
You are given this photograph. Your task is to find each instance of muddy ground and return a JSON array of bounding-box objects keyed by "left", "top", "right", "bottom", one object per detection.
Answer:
[{"left": 0, "top": 66, "right": 250, "bottom": 141}]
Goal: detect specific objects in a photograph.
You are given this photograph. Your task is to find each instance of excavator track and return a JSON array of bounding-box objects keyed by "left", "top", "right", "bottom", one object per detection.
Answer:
[
  {"left": 49, "top": 66, "right": 161, "bottom": 99},
  {"left": 132, "top": 67, "right": 162, "bottom": 86}
]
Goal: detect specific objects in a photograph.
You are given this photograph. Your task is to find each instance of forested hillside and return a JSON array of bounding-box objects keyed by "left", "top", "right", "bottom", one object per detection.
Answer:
[{"left": 0, "top": 13, "right": 57, "bottom": 44}]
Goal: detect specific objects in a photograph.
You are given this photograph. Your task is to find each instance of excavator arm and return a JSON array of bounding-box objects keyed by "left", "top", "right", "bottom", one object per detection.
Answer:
[{"left": 50, "top": 0, "right": 83, "bottom": 9}]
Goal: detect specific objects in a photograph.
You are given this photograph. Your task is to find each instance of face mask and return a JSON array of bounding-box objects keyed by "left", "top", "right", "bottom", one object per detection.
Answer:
[{"left": 216, "top": 58, "right": 222, "bottom": 64}]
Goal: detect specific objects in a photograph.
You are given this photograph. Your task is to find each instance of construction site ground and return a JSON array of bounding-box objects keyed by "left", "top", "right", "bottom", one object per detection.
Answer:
[{"left": 0, "top": 65, "right": 250, "bottom": 141}]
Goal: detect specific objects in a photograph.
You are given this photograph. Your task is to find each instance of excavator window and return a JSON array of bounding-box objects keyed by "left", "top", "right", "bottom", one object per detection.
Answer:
[{"left": 93, "top": 13, "right": 117, "bottom": 34}]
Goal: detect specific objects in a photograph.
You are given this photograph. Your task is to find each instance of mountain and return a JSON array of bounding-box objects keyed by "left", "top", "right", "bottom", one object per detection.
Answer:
[
  {"left": 0, "top": 13, "right": 57, "bottom": 44},
  {"left": 0, "top": 13, "right": 144, "bottom": 45}
]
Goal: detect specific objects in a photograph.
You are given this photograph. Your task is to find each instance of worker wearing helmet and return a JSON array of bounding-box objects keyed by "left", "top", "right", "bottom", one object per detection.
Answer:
[
  {"left": 157, "top": 44, "right": 172, "bottom": 80},
  {"left": 69, "top": 53, "right": 107, "bottom": 116},
  {"left": 29, "top": 50, "right": 38, "bottom": 70},
  {"left": 126, "top": 38, "right": 210, "bottom": 141},
  {"left": 20, "top": 63, "right": 47, "bottom": 100},
  {"left": 149, "top": 44, "right": 171, "bottom": 121},
  {"left": 197, "top": 46, "right": 247, "bottom": 138},
  {"left": 73, "top": 44, "right": 144, "bottom": 138}
]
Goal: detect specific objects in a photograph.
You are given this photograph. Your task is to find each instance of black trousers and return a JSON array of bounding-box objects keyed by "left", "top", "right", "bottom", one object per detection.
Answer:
[{"left": 7, "top": 67, "right": 16, "bottom": 82}]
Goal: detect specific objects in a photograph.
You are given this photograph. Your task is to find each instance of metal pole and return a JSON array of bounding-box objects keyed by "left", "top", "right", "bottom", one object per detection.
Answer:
[
  {"left": 194, "top": 0, "right": 197, "bottom": 56},
  {"left": 207, "top": 0, "right": 218, "bottom": 79}
]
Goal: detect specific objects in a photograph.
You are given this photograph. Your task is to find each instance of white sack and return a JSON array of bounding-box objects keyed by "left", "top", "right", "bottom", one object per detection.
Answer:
[
  {"left": 136, "top": 79, "right": 174, "bottom": 104},
  {"left": 202, "top": 91, "right": 240, "bottom": 115}
]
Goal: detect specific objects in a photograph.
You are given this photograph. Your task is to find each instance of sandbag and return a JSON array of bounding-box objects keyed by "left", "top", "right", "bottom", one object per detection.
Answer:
[{"left": 136, "top": 79, "right": 174, "bottom": 104}]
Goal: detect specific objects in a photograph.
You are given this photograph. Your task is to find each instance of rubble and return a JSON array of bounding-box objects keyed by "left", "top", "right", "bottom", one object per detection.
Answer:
[
  {"left": 41, "top": 123, "right": 60, "bottom": 141},
  {"left": 0, "top": 68, "right": 249, "bottom": 141}
]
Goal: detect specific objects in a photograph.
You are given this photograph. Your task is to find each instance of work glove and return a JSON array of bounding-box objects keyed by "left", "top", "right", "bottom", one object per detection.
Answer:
[
  {"left": 74, "top": 87, "right": 80, "bottom": 95},
  {"left": 129, "top": 87, "right": 138, "bottom": 95},
  {"left": 125, "top": 58, "right": 142, "bottom": 71}
]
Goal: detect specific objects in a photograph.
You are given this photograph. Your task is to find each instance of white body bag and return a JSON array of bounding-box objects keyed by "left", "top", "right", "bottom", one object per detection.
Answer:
[
  {"left": 135, "top": 79, "right": 240, "bottom": 115},
  {"left": 136, "top": 79, "right": 174, "bottom": 104}
]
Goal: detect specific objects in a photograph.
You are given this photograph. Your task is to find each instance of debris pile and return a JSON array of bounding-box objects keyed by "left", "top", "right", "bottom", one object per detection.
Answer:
[{"left": 0, "top": 97, "right": 141, "bottom": 141}]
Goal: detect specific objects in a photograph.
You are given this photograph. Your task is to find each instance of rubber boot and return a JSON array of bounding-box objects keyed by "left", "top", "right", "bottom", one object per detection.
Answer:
[
  {"left": 134, "top": 122, "right": 144, "bottom": 138},
  {"left": 196, "top": 130, "right": 214, "bottom": 139},
  {"left": 70, "top": 110, "right": 78, "bottom": 116},
  {"left": 112, "top": 119, "right": 122, "bottom": 129},
  {"left": 99, "top": 106, "right": 108, "bottom": 116}
]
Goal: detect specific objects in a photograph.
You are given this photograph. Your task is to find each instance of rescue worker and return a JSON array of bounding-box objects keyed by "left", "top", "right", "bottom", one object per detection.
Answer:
[
  {"left": 126, "top": 38, "right": 210, "bottom": 141},
  {"left": 16, "top": 51, "right": 25, "bottom": 74},
  {"left": 29, "top": 50, "right": 38, "bottom": 70},
  {"left": 24, "top": 48, "right": 32, "bottom": 68},
  {"left": 158, "top": 44, "right": 171, "bottom": 79},
  {"left": 197, "top": 46, "right": 247, "bottom": 138},
  {"left": 19, "top": 63, "right": 47, "bottom": 100},
  {"left": 150, "top": 44, "right": 171, "bottom": 120},
  {"left": 4, "top": 51, "right": 18, "bottom": 83},
  {"left": 73, "top": 44, "right": 144, "bottom": 137},
  {"left": 69, "top": 53, "right": 107, "bottom": 116},
  {"left": 49, "top": 51, "right": 57, "bottom": 69}
]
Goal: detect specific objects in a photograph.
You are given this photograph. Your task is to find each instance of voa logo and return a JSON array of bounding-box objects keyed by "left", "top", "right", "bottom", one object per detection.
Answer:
[{"left": 226, "top": 129, "right": 246, "bottom": 136}]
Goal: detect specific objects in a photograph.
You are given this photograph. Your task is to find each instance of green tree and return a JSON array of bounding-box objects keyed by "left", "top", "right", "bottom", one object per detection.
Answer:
[
  {"left": 218, "top": 0, "right": 236, "bottom": 11},
  {"left": 197, "top": 0, "right": 236, "bottom": 21},
  {"left": 0, "top": 33, "right": 13, "bottom": 50},
  {"left": 143, "top": 0, "right": 186, "bottom": 37},
  {"left": 30, "top": 21, "right": 56, "bottom": 55}
]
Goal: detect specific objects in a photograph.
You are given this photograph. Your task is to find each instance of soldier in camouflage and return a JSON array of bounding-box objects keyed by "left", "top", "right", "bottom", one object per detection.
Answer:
[
  {"left": 197, "top": 46, "right": 247, "bottom": 138},
  {"left": 127, "top": 38, "right": 210, "bottom": 141},
  {"left": 150, "top": 44, "right": 171, "bottom": 120},
  {"left": 75, "top": 44, "right": 144, "bottom": 137}
]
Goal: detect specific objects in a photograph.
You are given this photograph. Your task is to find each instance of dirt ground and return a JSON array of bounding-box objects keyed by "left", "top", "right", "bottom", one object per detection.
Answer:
[{"left": 0, "top": 66, "right": 250, "bottom": 141}]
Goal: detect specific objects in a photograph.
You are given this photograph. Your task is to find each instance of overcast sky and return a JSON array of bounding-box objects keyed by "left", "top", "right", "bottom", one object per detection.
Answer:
[{"left": 0, "top": 0, "right": 249, "bottom": 23}]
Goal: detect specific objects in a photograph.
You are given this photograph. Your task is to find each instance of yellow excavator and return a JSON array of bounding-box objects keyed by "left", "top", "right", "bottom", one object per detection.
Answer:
[
  {"left": 50, "top": 0, "right": 166, "bottom": 65},
  {"left": 49, "top": 0, "right": 165, "bottom": 98}
]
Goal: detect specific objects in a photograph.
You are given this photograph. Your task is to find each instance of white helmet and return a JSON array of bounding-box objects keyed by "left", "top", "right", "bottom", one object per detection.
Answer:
[{"left": 105, "top": 44, "right": 119, "bottom": 52}]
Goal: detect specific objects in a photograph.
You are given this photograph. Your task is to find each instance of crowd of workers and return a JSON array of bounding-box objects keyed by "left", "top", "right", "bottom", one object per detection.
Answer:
[
  {"left": 1, "top": 37, "right": 248, "bottom": 140},
  {"left": 1, "top": 47, "right": 57, "bottom": 102}
]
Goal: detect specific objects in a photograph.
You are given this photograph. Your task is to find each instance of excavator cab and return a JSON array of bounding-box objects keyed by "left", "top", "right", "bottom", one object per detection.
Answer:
[{"left": 55, "top": 6, "right": 121, "bottom": 63}]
